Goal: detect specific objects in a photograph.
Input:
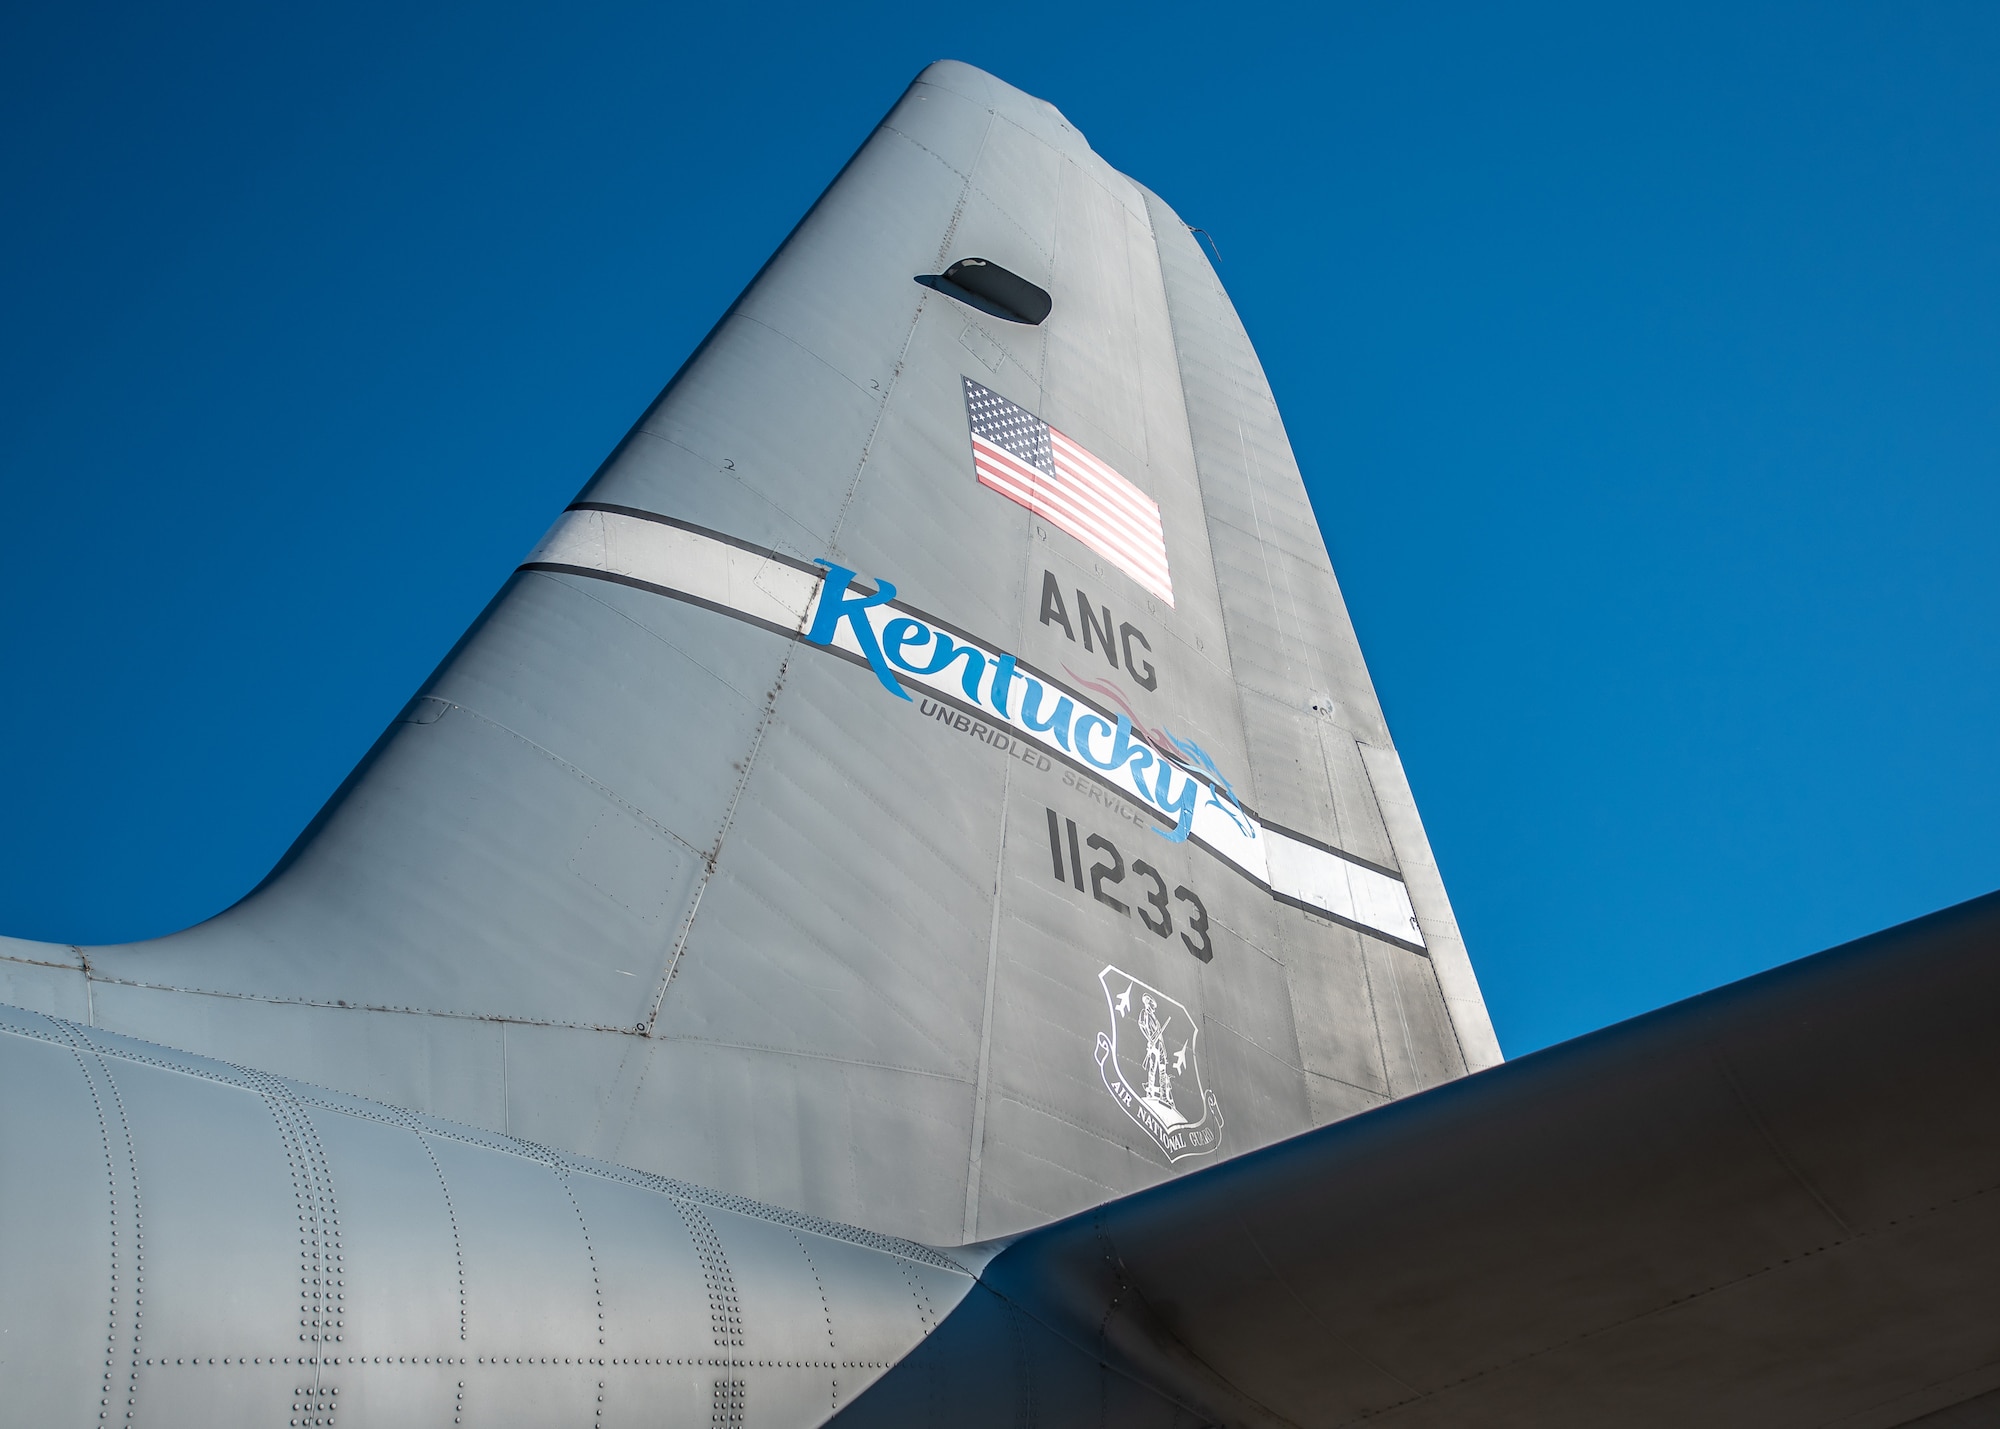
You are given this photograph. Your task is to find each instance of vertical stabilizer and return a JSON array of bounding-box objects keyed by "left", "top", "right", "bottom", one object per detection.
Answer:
[{"left": 11, "top": 61, "right": 1499, "bottom": 1244}]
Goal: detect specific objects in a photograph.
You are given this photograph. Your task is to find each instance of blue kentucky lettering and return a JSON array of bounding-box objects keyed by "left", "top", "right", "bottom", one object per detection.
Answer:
[
  {"left": 1151, "top": 759, "right": 1199, "bottom": 843},
  {"left": 807, "top": 562, "right": 909, "bottom": 700},
  {"left": 1163, "top": 728, "right": 1253, "bottom": 839},
  {"left": 808, "top": 559, "right": 1207, "bottom": 844},
  {"left": 882, "top": 617, "right": 986, "bottom": 702},
  {"left": 1076, "top": 713, "right": 1156, "bottom": 785}
]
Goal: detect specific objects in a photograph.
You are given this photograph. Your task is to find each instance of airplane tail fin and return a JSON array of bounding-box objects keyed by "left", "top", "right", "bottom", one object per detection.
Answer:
[{"left": 1, "top": 61, "right": 1497, "bottom": 1245}]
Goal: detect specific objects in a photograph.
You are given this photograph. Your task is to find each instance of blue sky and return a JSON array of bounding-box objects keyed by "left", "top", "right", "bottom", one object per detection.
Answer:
[{"left": 3, "top": 2, "right": 1996, "bottom": 1055}]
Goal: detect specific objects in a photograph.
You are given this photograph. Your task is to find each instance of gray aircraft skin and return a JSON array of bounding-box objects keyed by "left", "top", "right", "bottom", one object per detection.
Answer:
[{"left": 4, "top": 60, "right": 1998, "bottom": 1429}]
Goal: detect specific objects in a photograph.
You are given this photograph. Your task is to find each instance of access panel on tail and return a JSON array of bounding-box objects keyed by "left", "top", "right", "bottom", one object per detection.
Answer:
[{"left": 0, "top": 60, "right": 1498, "bottom": 1251}]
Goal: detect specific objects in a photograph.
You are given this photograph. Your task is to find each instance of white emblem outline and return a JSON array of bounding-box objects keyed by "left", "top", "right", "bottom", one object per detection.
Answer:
[{"left": 1094, "top": 965, "right": 1222, "bottom": 1161}]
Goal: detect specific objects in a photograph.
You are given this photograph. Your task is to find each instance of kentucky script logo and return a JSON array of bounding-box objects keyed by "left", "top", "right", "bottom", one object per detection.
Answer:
[
  {"left": 521, "top": 511, "right": 1427, "bottom": 949},
  {"left": 1062, "top": 666, "right": 1255, "bottom": 842},
  {"left": 804, "top": 562, "right": 1260, "bottom": 852},
  {"left": 1095, "top": 966, "right": 1222, "bottom": 1161}
]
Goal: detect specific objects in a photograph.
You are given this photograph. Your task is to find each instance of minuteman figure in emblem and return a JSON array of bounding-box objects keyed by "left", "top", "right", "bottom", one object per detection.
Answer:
[
  {"left": 1096, "top": 967, "right": 1223, "bottom": 1161},
  {"left": 1139, "top": 995, "right": 1174, "bottom": 1109}
]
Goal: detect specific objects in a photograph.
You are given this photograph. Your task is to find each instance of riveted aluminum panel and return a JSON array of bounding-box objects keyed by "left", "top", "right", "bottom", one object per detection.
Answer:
[
  {"left": 0, "top": 1029, "right": 118, "bottom": 1427},
  {"left": 0, "top": 1005, "right": 975, "bottom": 1429}
]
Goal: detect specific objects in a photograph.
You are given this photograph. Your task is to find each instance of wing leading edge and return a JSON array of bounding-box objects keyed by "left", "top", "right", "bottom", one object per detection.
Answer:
[{"left": 840, "top": 890, "right": 2000, "bottom": 1428}]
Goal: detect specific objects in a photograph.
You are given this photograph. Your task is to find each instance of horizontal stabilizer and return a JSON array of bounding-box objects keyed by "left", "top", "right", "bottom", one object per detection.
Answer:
[{"left": 963, "top": 891, "right": 2000, "bottom": 1427}]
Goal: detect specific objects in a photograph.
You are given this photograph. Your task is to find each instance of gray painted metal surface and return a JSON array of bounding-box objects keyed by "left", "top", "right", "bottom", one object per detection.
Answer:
[
  {"left": 0, "top": 1004, "right": 975, "bottom": 1428},
  {"left": 5, "top": 55, "right": 1998, "bottom": 1429},
  {"left": 0, "top": 58, "right": 1497, "bottom": 1255},
  {"left": 9, "top": 898, "right": 2000, "bottom": 1429},
  {"left": 840, "top": 889, "right": 2000, "bottom": 1429}
]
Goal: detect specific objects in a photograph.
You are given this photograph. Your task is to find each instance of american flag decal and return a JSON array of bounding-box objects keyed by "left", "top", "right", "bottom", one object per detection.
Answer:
[{"left": 963, "top": 377, "right": 1174, "bottom": 606}]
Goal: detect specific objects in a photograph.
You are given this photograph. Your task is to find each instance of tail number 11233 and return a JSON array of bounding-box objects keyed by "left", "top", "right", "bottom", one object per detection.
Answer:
[{"left": 1044, "top": 808, "right": 1212, "bottom": 962}]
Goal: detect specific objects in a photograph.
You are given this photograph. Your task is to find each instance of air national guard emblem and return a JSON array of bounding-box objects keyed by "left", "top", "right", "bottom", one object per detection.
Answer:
[{"left": 1096, "top": 966, "right": 1223, "bottom": 1161}]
